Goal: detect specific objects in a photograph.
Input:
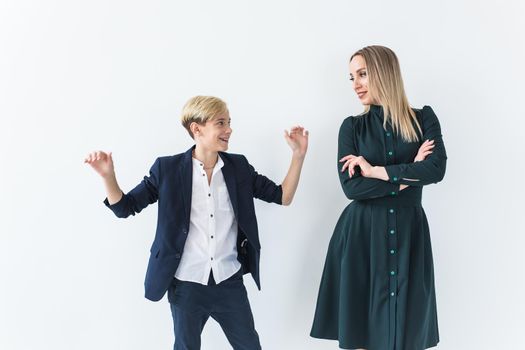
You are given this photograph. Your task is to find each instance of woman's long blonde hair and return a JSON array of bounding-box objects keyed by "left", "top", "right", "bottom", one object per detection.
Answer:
[{"left": 351, "top": 45, "right": 421, "bottom": 142}]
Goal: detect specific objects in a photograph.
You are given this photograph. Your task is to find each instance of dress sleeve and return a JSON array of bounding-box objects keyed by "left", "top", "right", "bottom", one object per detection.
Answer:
[
  {"left": 338, "top": 117, "right": 400, "bottom": 200},
  {"left": 103, "top": 158, "right": 161, "bottom": 218},
  {"left": 384, "top": 106, "right": 447, "bottom": 186}
]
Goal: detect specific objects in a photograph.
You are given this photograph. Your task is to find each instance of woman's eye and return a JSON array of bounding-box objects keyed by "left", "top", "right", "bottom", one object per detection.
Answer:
[
  {"left": 349, "top": 77, "right": 354, "bottom": 81},
  {"left": 360, "top": 72, "right": 367, "bottom": 77}
]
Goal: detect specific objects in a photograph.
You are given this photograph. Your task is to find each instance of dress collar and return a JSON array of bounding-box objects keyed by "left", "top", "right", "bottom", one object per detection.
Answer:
[{"left": 369, "top": 104, "right": 383, "bottom": 115}]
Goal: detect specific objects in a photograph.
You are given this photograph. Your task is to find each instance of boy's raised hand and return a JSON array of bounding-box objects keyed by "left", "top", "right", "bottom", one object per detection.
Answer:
[
  {"left": 284, "top": 125, "right": 309, "bottom": 158},
  {"left": 84, "top": 151, "right": 115, "bottom": 178}
]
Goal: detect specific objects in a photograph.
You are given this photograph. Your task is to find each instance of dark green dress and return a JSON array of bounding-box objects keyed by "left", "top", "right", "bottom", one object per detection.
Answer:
[{"left": 311, "top": 105, "right": 447, "bottom": 350}]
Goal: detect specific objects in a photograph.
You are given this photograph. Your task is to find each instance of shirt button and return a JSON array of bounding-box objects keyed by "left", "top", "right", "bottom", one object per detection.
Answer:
[
  {"left": 211, "top": 235, "right": 214, "bottom": 239},
  {"left": 211, "top": 257, "right": 214, "bottom": 261},
  {"left": 390, "top": 229, "right": 395, "bottom": 234},
  {"left": 390, "top": 249, "right": 395, "bottom": 254},
  {"left": 208, "top": 193, "right": 211, "bottom": 197},
  {"left": 210, "top": 214, "right": 214, "bottom": 218}
]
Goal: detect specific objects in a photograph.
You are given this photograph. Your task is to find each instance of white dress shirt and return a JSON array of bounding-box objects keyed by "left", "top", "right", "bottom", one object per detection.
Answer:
[{"left": 174, "top": 155, "right": 242, "bottom": 285}]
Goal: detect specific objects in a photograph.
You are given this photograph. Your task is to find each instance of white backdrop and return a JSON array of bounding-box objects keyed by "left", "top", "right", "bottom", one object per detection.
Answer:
[{"left": 1, "top": 0, "right": 524, "bottom": 349}]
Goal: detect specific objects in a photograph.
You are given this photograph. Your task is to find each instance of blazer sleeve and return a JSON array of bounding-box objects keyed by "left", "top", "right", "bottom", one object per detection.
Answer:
[
  {"left": 243, "top": 156, "right": 283, "bottom": 205},
  {"left": 384, "top": 106, "right": 447, "bottom": 186},
  {"left": 338, "top": 116, "right": 401, "bottom": 200},
  {"left": 103, "top": 158, "right": 161, "bottom": 218}
]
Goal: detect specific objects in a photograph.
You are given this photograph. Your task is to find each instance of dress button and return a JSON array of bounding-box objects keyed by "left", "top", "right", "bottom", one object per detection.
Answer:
[
  {"left": 388, "top": 151, "right": 393, "bottom": 156},
  {"left": 390, "top": 292, "right": 395, "bottom": 297},
  {"left": 391, "top": 191, "right": 396, "bottom": 196},
  {"left": 202, "top": 174, "right": 205, "bottom": 177},
  {"left": 390, "top": 271, "right": 395, "bottom": 276},
  {"left": 390, "top": 249, "right": 395, "bottom": 254},
  {"left": 390, "top": 229, "right": 395, "bottom": 234},
  {"left": 386, "top": 132, "right": 391, "bottom": 137},
  {"left": 389, "top": 209, "right": 394, "bottom": 213},
  {"left": 393, "top": 177, "right": 398, "bottom": 181}
]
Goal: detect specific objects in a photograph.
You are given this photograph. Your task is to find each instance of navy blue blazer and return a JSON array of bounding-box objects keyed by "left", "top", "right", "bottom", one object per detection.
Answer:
[{"left": 104, "top": 146, "right": 283, "bottom": 301}]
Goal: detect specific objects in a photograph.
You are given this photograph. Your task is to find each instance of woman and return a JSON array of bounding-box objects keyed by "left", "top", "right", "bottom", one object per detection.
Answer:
[{"left": 311, "top": 45, "right": 447, "bottom": 350}]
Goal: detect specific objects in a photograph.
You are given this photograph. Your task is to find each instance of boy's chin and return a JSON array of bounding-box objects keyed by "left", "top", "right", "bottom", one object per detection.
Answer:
[{"left": 217, "top": 140, "right": 229, "bottom": 151}]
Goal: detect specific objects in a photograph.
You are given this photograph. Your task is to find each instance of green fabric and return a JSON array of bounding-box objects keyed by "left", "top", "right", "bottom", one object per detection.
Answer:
[{"left": 311, "top": 105, "right": 447, "bottom": 350}]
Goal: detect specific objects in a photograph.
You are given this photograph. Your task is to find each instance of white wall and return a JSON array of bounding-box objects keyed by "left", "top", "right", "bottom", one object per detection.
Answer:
[{"left": 1, "top": 0, "right": 524, "bottom": 349}]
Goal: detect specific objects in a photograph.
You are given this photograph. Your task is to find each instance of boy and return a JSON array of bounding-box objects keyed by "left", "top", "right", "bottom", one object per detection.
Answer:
[{"left": 85, "top": 96, "right": 308, "bottom": 349}]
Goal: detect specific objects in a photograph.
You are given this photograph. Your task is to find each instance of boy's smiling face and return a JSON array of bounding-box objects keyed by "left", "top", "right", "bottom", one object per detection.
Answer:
[{"left": 192, "top": 112, "right": 232, "bottom": 152}]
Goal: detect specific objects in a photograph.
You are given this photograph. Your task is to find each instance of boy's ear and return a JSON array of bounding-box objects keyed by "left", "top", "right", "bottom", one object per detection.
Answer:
[{"left": 190, "top": 122, "right": 201, "bottom": 136}]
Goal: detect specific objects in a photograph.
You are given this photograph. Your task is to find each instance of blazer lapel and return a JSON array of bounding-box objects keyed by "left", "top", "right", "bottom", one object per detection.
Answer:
[
  {"left": 220, "top": 154, "right": 239, "bottom": 219},
  {"left": 180, "top": 146, "right": 195, "bottom": 224}
]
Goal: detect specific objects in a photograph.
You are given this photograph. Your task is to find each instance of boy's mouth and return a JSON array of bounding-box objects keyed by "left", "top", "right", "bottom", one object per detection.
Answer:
[{"left": 219, "top": 137, "right": 229, "bottom": 143}]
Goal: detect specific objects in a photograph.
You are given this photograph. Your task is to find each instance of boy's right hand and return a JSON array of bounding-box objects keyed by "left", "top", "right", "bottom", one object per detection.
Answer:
[{"left": 84, "top": 151, "right": 115, "bottom": 178}]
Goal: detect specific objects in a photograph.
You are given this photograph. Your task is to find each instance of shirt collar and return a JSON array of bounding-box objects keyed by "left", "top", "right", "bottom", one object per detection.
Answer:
[{"left": 192, "top": 154, "right": 225, "bottom": 174}]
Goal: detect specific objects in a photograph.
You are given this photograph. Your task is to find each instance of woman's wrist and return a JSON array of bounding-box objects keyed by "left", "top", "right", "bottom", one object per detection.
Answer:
[{"left": 371, "top": 166, "right": 389, "bottom": 181}]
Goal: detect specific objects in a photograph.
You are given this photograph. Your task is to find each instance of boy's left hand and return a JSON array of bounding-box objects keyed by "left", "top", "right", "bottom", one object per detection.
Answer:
[{"left": 284, "top": 125, "right": 309, "bottom": 158}]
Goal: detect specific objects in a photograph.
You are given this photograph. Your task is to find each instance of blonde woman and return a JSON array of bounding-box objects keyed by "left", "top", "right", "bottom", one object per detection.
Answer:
[{"left": 311, "top": 46, "right": 446, "bottom": 350}]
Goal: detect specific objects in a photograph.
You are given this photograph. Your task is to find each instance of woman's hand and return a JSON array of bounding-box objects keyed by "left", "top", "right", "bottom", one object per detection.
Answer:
[
  {"left": 340, "top": 155, "right": 373, "bottom": 177},
  {"left": 84, "top": 150, "right": 115, "bottom": 179},
  {"left": 284, "top": 125, "right": 309, "bottom": 158},
  {"left": 414, "top": 140, "right": 434, "bottom": 162}
]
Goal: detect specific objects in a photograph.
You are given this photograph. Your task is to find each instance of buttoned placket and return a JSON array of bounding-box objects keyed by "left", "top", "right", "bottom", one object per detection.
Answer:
[
  {"left": 385, "top": 125, "right": 399, "bottom": 349},
  {"left": 198, "top": 162, "right": 219, "bottom": 269}
]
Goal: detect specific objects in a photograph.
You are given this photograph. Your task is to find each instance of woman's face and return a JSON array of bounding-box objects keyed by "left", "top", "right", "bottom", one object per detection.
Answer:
[{"left": 349, "top": 55, "right": 377, "bottom": 105}]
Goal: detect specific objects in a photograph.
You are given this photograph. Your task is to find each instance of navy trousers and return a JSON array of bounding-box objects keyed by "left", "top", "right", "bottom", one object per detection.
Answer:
[{"left": 168, "top": 269, "right": 261, "bottom": 350}]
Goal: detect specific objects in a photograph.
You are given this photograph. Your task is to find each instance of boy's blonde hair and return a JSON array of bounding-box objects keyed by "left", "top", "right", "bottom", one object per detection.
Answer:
[{"left": 181, "top": 96, "right": 229, "bottom": 138}]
